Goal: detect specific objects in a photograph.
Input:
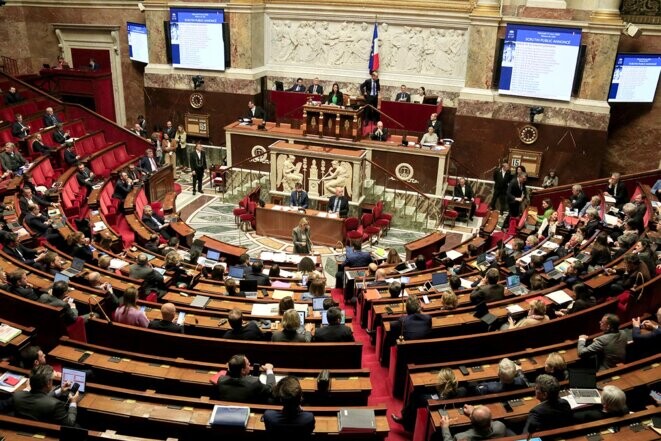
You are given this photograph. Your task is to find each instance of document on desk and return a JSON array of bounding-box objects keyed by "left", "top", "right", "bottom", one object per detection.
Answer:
[
  {"left": 445, "top": 250, "right": 463, "bottom": 260},
  {"left": 317, "top": 212, "right": 328, "bottom": 218},
  {"left": 460, "top": 278, "right": 474, "bottom": 289},
  {"left": 545, "top": 290, "right": 574, "bottom": 305},
  {"left": 272, "top": 290, "right": 294, "bottom": 300},
  {"left": 251, "top": 303, "right": 279, "bottom": 316}
]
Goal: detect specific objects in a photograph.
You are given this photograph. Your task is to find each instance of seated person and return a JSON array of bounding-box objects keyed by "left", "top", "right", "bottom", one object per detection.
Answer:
[
  {"left": 440, "top": 404, "right": 511, "bottom": 441},
  {"left": 577, "top": 313, "right": 627, "bottom": 371},
  {"left": 307, "top": 78, "right": 323, "bottom": 95},
  {"left": 138, "top": 148, "right": 160, "bottom": 174},
  {"left": 392, "top": 368, "right": 467, "bottom": 431},
  {"left": 225, "top": 278, "right": 245, "bottom": 298},
  {"left": 313, "top": 307, "right": 354, "bottom": 342},
  {"left": 453, "top": 177, "right": 475, "bottom": 220},
  {"left": 287, "top": 78, "right": 306, "bottom": 92},
  {"left": 4, "top": 86, "right": 24, "bottom": 105},
  {"left": 579, "top": 195, "right": 602, "bottom": 219},
  {"left": 0, "top": 142, "right": 27, "bottom": 172},
  {"left": 541, "top": 170, "right": 558, "bottom": 188},
  {"left": 245, "top": 260, "right": 270, "bottom": 286},
  {"left": 43, "top": 107, "right": 60, "bottom": 127},
  {"left": 605, "top": 172, "right": 628, "bottom": 208},
  {"left": 39, "top": 280, "right": 78, "bottom": 325},
  {"left": 223, "top": 308, "right": 264, "bottom": 341},
  {"left": 440, "top": 292, "right": 458, "bottom": 310},
  {"left": 522, "top": 374, "right": 572, "bottom": 434},
  {"left": 217, "top": 355, "right": 275, "bottom": 404},
  {"left": 344, "top": 240, "right": 373, "bottom": 268},
  {"left": 290, "top": 182, "right": 308, "bottom": 209},
  {"left": 271, "top": 309, "right": 311, "bottom": 342},
  {"left": 301, "top": 277, "right": 326, "bottom": 300},
  {"left": 476, "top": 358, "right": 528, "bottom": 394},
  {"left": 128, "top": 254, "right": 166, "bottom": 297},
  {"left": 31, "top": 133, "right": 57, "bottom": 156},
  {"left": 112, "top": 171, "right": 133, "bottom": 203},
  {"left": 470, "top": 268, "right": 504, "bottom": 304},
  {"left": 3, "top": 232, "right": 46, "bottom": 265},
  {"left": 278, "top": 296, "right": 295, "bottom": 315},
  {"left": 264, "top": 376, "right": 315, "bottom": 437},
  {"left": 389, "top": 296, "right": 431, "bottom": 340},
  {"left": 502, "top": 299, "right": 549, "bottom": 330},
  {"left": 557, "top": 283, "right": 595, "bottom": 317},
  {"left": 24, "top": 204, "right": 58, "bottom": 240},
  {"left": 327, "top": 186, "right": 349, "bottom": 218},
  {"left": 8, "top": 269, "right": 41, "bottom": 300},
  {"left": 34, "top": 251, "right": 65, "bottom": 276},
  {"left": 544, "top": 352, "right": 568, "bottom": 381},
  {"left": 141, "top": 205, "right": 172, "bottom": 240},
  {"left": 574, "top": 385, "right": 628, "bottom": 423},
  {"left": 11, "top": 364, "right": 81, "bottom": 426},
  {"left": 371, "top": 121, "right": 388, "bottom": 141},
  {"left": 19, "top": 186, "right": 56, "bottom": 222},
  {"left": 568, "top": 184, "right": 588, "bottom": 212},
  {"left": 148, "top": 303, "right": 184, "bottom": 333},
  {"left": 523, "top": 235, "right": 539, "bottom": 251},
  {"left": 387, "top": 281, "right": 402, "bottom": 298},
  {"left": 420, "top": 126, "right": 438, "bottom": 145},
  {"left": 112, "top": 285, "right": 149, "bottom": 327},
  {"left": 246, "top": 100, "right": 265, "bottom": 119},
  {"left": 63, "top": 144, "right": 79, "bottom": 166}
]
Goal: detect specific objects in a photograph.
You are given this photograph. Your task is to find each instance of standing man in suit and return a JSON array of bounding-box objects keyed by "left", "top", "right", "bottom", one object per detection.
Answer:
[
  {"left": 314, "top": 307, "right": 354, "bottom": 342},
  {"left": 138, "top": 148, "right": 160, "bottom": 174},
  {"left": 395, "top": 84, "right": 411, "bottom": 102},
  {"left": 163, "top": 120, "right": 176, "bottom": 140},
  {"left": 328, "top": 186, "right": 349, "bottom": 218},
  {"left": 390, "top": 296, "right": 431, "bottom": 340},
  {"left": 190, "top": 141, "right": 207, "bottom": 195},
  {"left": 112, "top": 171, "right": 133, "bottom": 209},
  {"left": 217, "top": 354, "right": 275, "bottom": 404},
  {"left": 75, "top": 162, "right": 95, "bottom": 193},
  {"left": 142, "top": 205, "right": 172, "bottom": 240},
  {"left": 11, "top": 364, "right": 81, "bottom": 426},
  {"left": 287, "top": 78, "right": 306, "bottom": 92},
  {"left": 470, "top": 268, "right": 505, "bottom": 304},
  {"left": 490, "top": 161, "right": 512, "bottom": 211},
  {"left": 371, "top": 121, "right": 388, "bottom": 141},
  {"left": 42, "top": 107, "right": 60, "bottom": 127},
  {"left": 504, "top": 172, "right": 527, "bottom": 227},
  {"left": 453, "top": 177, "right": 476, "bottom": 221},
  {"left": 426, "top": 112, "right": 443, "bottom": 138},
  {"left": 605, "top": 172, "right": 628, "bottom": 209},
  {"left": 307, "top": 77, "right": 323, "bottom": 95},
  {"left": 246, "top": 100, "right": 266, "bottom": 120},
  {"left": 292, "top": 218, "right": 312, "bottom": 254},
  {"left": 4, "top": 86, "right": 24, "bottom": 105},
  {"left": 577, "top": 313, "right": 627, "bottom": 371},
  {"left": 523, "top": 374, "right": 572, "bottom": 434},
  {"left": 11, "top": 114, "right": 30, "bottom": 140},
  {"left": 290, "top": 182, "right": 308, "bottom": 209},
  {"left": 360, "top": 71, "right": 380, "bottom": 123}
]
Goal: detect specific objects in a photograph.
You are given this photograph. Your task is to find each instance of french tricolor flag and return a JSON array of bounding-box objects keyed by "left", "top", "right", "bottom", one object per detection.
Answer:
[{"left": 368, "top": 23, "right": 379, "bottom": 72}]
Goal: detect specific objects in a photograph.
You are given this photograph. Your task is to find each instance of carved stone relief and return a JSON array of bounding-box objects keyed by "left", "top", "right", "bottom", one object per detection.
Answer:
[{"left": 267, "top": 19, "right": 468, "bottom": 79}]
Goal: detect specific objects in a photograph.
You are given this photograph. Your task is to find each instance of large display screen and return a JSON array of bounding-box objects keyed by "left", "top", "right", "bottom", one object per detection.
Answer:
[
  {"left": 608, "top": 54, "right": 661, "bottom": 103},
  {"left": 170, "top": 8, "right": 225, "bottom": 71},
  {"left": 498, "top": 24, "right": 582, "bottom": 101},
  {"left": 127, "top": 22, "right": 149, "bottom": 64}
]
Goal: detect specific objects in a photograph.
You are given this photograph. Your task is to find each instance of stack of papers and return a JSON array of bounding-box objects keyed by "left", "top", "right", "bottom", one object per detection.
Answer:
[
  {"left": 271, "top": 205, "right": 283, "bottom": 211},
  {"left": 0, "top": 372, "right": 27, "bottom": 393},
  {"left": 460, "top": 278, "right": 474, "bottom": 289},
  {"left": 545, "top": 290, "right": 574, "bottom": 305},
  {"left": 251, "top": 303, "right": 279, "bottom": 316},
  {"left": 108, "top": 258, "right": 129, "bottom": 270},
  {"left": 0, "top": 323, "right": 22, "bottom": 344},
  {"left": 506, "top": 304, "right": 525, "bottom": 314},
  {"left": 445, "top": 250, "right": 463, "bottom": 260},
  {"left": 92, "top": 221, "right": 106, "bottom": 232},
  {"left": 272, "top": 290, "right": 294, "bottom": 300},
  {"left": 209, "top": 405, "right": 250, "bottom": 427}
]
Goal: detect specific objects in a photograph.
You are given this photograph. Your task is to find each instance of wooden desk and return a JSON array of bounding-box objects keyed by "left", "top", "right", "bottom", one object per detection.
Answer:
[
  {"left": 144, "top": 164, "right": 174, "bottom": 203},
  {"left": 256, "top": 204, "right": 345, "bottom": 247},
  {"left": 200, "top": 234, "right": 247, "bottom": 265},
  {"left": 405, "top": 232, "right": 446, "bottom": 261},
  {"left": 303, "top": 104, "right": 364, "bottom": 140}
]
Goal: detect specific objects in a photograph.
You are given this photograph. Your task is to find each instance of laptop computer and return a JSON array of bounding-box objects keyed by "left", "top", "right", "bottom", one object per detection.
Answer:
[
  {"left": 200, "top": 249, "right": 220, "bottom": 267},
  {"left": 506, "top": 275, "right": 528, "bottom": 296},
  {"left": 321, "top": 309, "right": 346, "bottom": 325},
  {"left": 569, "top": 368, "right": 601, "bottom": 404},
  {"left": 543, "top": 260, "right": 563, "bottom": 279},
  {"left": 431, "top": 272, "right": 450, "bottom": 291},
  {"left": 227, "top": 266, "right": 245, "bottom": 279},
  {"left": 54, "top": 272, "right": 70, "bottom": 284},
  {"left": 473, "top": 302, "right": 497, "bottom": 326},
  {"left": 61, "top": 367, "right": 87, "bottom": 393},
  {"left": 239, "top": 279, "right": 258, "bottom": 297},
  {"left": 61, "top": 257, "right": 86, "bottom": 277},
  {"left": 395, "top": 262, "right": 415, "bottom": 274},
  {"left": 312, "top": 297, "right": 326, "bottom": 312}
]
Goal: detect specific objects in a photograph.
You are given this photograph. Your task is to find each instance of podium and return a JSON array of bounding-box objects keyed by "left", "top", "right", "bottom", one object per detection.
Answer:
[
  {"left": 145, "top": 165, "right": 174, "bottom": 203},
  {"left": 303, "top": 104, "right": 364, "bottom": 141}
]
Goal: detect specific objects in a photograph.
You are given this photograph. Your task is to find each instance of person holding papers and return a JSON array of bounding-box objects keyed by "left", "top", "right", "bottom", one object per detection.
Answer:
[
  {"left": 217, "top": 354, "right": 275, "bottom": 403},
  {"left": 453, "top": 177, "right": 475, "bottom": 221},
  {"left": 420, "top": 126, "right": 438, "bottom": 146},
  {"left": 292, "top": 217, "right": 312, "bottom": 254},
  {"left": 290, "top": 182, "right": 309, "bottom": 209},
  {"left": 502, "top": 299, "right": 549, "bottom": 330},
  {"left": 264, "top": 376, "right": 315, "bottom": 437}
]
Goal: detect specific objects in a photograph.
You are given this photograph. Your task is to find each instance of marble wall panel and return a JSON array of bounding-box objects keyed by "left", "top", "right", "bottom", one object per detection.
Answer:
[
  {"left": 464, "top": 24, "right": 498, "bottom": 89},
  {"left": 578, "top": 32, "right": 620, "bottom": 102}
]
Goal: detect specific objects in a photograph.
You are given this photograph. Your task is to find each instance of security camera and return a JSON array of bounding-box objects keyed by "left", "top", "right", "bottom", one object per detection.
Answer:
[
  {"left": 622, "top": 22, "right": 642, "bottom": 38},
  {"left": 192, "top": 75, "right": 205, "bottom": 90},
  {"left": 529, "top": 106, "right": 544, "bottom": 123},
  {"left": 138, "top": 2, "right": 145, "bottom": 12}
]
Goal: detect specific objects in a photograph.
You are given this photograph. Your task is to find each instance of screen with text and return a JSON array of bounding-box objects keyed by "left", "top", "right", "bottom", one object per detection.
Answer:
[
  {"left": 498, "top": 24, "right": 582, "bottom": 101},
  {"left": 127, "top": 22, "right": 149, "bottom": 64},
  {"left": 170, "top": 8, "right": 225, "bottom": 71},
  {"left": 608, "top": 54, "right": 661, "bottom": 103}
]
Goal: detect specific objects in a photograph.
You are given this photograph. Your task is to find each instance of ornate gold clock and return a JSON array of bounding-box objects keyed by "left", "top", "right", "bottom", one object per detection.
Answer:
[
  {"left": 518, "top": 125, "right": 539, "bottom": 145},
  {"left": 189, "top": 92, "right": 204, "bottom": 109}
]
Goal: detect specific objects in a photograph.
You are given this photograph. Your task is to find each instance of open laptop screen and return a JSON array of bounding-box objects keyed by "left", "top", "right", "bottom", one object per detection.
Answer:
[
  {"left": 62, "top": 367, "right": 87, "bottom": 392},
  {"left": 543, "top": 260, "right": 555, "bottom": 273},
  {"left": 507, "top": 275, "right": 520, "bottom": 288},
  {"left": 431, "top": 272, "right": 448, "bottom": 285},
  {"left": 206, "top": 249, "right": 221, "bottom": 261},
  {"left": 228, "top": 266, "right": 245, "bottom": 279}
]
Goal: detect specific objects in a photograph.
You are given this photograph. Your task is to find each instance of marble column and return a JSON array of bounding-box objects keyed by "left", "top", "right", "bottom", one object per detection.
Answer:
[
  {"left": 590, "top": 0, "right": 623, "bottom": 24},
  {"left": 464, "top": 5, "right": 501, "bottom": 89},
  {"left": 578, "top": 26, "right": 621, "bottom": 101},
  {"left": 227, "top": 5, "right": 265, "bottom": 70},
  {"left": 144, "top": 0, "right": 169, "bottom": 65}
]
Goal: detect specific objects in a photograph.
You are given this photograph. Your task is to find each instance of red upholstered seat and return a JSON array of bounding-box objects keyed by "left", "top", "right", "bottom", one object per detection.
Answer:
[
  {"left": 344, "top": 217, "right": 367, "bottom": 245},
  {"left": 444, "top": 209, "right": 459, "bottom": 228},
  {"left": 373, "top": 201, "right": 392, "bottom": 234},
  {"left": 474, "top": 197, "right": 489, "bottom": 218},
  {"left": 233, "top": 196, "right": 249, "bottom": 225},
  {"left": 66, "top": 316, "right": 87, "bottom": 343},
  {"left": 239, "top": 201, "right": 257, "bottom": 230},
  {"left": 361, "top": 213, "right": 382, "bottom": 244}
]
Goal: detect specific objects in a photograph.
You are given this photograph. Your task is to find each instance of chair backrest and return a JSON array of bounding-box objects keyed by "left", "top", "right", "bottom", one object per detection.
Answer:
[
  {"left": 66, "top": 316, "right": 87, "bottom": 343},
  {"left": 361, "top": 213, "right": 373, "bottom": 227},
  {"left": 345, "top": 217, "right": 359, "bottom": 231},
  {"left": 556, "top": 201, "right": 565, "bottom": 223}
]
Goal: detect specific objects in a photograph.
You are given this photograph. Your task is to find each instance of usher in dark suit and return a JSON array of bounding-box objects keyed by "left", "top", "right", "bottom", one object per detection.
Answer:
[
  {"left": 507, "top": 178, "right": 527, "bottom": 218},
  {"left": 190, "top": 149, "right": 207, "bottom": 194},
  {"left": 491, "top": 167, "right": 512, "bottom": 210}
]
